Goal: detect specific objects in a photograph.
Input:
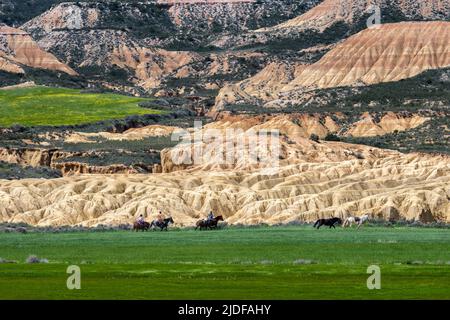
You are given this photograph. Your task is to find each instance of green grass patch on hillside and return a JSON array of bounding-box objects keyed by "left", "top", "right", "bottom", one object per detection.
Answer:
[
  {"left": 0, "top": 86, "right": 161, "bottom": 127},
  {"left": 0, "top": 226, "right": 449, "bottom": 299}
]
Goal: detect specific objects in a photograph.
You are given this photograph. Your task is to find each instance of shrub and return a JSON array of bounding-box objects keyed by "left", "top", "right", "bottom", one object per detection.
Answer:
[
  {"left": 309, "top": 134, "right": 320, "bottom": 142},
  {"left": 293, "top": 259, "right": 316, "bottom": 265},
  {"left": 26, "top": 255, "right": 49, "bottom": 264},
  {"left": 324, "top": 133, "right": 341, "bottom": 141},
  {"left": 0, "top": 257, "right": 17, "bottom": 264}
]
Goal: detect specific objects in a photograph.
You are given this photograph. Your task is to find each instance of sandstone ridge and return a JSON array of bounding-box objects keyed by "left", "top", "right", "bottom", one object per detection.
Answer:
[
  {"left": 216, "top": 21, "right": 450, "bottom": 108},
  {"left": 0, "top": 25, "right": 77, "bottom": 75}
]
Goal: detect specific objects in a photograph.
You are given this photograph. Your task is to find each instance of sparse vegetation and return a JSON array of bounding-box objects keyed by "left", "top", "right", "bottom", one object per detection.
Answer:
[
  {"left": 0, "top": 161, "right": 61, "bottom": 180},
  {"left": 324, "top": 133, "right": 341, "bottom": 142},
  {"left": 225, "top": 67, "right": 450, "bottom": 154},
  {"left": 309, "top": 133, "right": 320, "bottom": 142},
  {"left": 342, "top": 117, "right": 450, "bottom": 154}
]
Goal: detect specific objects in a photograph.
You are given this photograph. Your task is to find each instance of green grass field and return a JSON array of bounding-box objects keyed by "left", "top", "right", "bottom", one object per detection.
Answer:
[
  {"left": 0, "top": 226, "right": 449, "bottom": 300},
  {"left": 0, "top": 86, "right": 160, "bottom": 127}
]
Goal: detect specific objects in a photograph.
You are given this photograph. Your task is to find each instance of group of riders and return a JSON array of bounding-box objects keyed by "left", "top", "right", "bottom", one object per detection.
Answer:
[
  {"left": 135, "top": 210, "right": 218, "bottom": 231},
  {"left": 135, "top": 210, "right": 369, "bottom": 231},
  {"left": 136, "top": 211, "right": 166, "bottom": 227}
]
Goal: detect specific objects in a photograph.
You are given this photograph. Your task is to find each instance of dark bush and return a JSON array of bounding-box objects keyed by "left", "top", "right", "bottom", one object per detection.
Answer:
[
  {"left": 324, "top": 133, "right": 341, "bottom": 141},
  {"left": 309, "top": 134, "right": 320, "bottom": 142}
]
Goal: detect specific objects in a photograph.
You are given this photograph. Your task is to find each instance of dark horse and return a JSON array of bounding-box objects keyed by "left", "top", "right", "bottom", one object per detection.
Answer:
[
  {"left": 133, "top": 221, "right": 151, "bottom": 232},
  {"left": 313, "top": 217, "right": 342, "bottom": 229},
  {"left": 195, "top": 216, "right": 224, "bottom": 230},
  {"left": 150, "top": 217, "right": 175, "bottom": 231}
]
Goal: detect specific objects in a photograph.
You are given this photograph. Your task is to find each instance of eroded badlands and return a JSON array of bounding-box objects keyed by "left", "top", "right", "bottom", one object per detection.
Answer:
[{"left": 1, "top": 139, "right": 448, "bottom": 227}]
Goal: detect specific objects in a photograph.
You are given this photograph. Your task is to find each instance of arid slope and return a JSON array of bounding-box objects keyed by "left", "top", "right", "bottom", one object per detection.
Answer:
[
  {"left": 0, "top": 25, "right": 77, "bottom": 75},
  {"left": 259, "top": 0, "right": 450, "bottom": 32},
  {"left": 216, "top": 21, "right": 450, "bottom": 108},
  {"left": 1, "top": 119, "right": 448, "bottom": 227}
]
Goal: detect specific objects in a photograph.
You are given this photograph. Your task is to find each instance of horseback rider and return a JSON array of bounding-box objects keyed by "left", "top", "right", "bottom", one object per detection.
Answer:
[
  {"left": 157, "top": 211, "right": 164, "bottom": 226},
  {"left": 206, "top": 211, "right": 215, "bottom": 223},
  {"left": 137, "top": 214, "right": 145, "bottom": 226}
]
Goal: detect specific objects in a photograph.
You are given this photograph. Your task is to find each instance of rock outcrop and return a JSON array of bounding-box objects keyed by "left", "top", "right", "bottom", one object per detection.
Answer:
[
  {"left": 282, "top": 22, "right": 450, "bottom": 90},
  {"left": 0, "top": 25, "right": 77, "bottom": 75},
  {"left": 52, "top": 162, "right": 160, "bottom": 176},
  {"left": 0, "top": 148, "right": 64, "bottom": 167},
  {"left": 22, "top": 2, "right": 100, "bottom": 37},
  {"left": 1, "top": 149, "right": 448, "bottom": 227},
  {"left": 345, "top": 112, "right": 430, "bottom": 137},
  {"left": 206, "top": 112, "right": 430, "bottom": 140},
  {"left": 0, "top": 114, "right": 447, "bottom": 226},
  {"left": 215, "top": 21, "right": 450, "bottom": 108},
  {"left": 64, "top": 124, "right": 182, "bottom": 143},
  {"left": 18, "top": 0, "right": 319, "bottom": 92},
  {"left": 259, "top": 0, "right": 450, "bottom": 32},
  {"left": 0, "top": 147, "right": 160, "bottom": 176},
  {"left": 111, "top": 45, "right": 198, "bottom": 90}
]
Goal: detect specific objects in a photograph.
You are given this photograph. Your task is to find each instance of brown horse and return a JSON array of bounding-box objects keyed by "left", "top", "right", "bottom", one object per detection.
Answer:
[
  {"left": 195, "top": 215, "right": 224, "bottom": 230},
  {"left": 133, "top": 221, "right": 151, "bottom": 232}
]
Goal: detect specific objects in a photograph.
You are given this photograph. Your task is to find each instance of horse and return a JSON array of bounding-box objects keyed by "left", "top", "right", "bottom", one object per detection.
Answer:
[
  {"left": 313, "top": 217, "right": 342, "bottom": 229},
  {"left": 343, "top": 214, "right": 369, "bottom": 229},
  {"left": 150, "top": 217, "right": 174, "bottom": 231},
  {"left": 195, "top": 215, "right": 224, "bottom": 230},
  {"left": 133, "top": 221, "right": 150, "bottom": 232}
]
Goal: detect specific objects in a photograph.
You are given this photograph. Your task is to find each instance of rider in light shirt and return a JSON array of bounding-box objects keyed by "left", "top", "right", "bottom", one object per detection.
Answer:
[{"left": 157, "top": 211, "right": 164, "bottom": 224}]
